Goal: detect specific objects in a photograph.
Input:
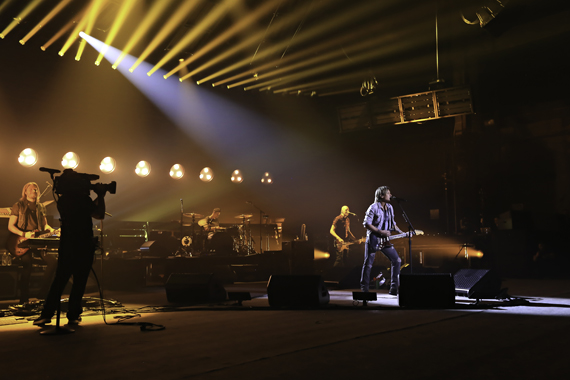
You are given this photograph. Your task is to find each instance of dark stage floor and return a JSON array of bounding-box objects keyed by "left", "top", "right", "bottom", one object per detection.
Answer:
[{"left": 1, "top": 276, "right": 570, "bottom": 380}]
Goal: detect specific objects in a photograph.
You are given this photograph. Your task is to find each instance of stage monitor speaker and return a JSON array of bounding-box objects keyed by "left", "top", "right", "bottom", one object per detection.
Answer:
[
  {"left": 267, "top": 274, "right": 329, "bottom": 308},
  {"left": 454, "top": 269, "right": 502, "bottom": 299},
  {"left": 165, "top": 273, "right": 227, "bottom": 304},
  {"left": 399, "top": 273, "right": 455, "bottom": 308}
]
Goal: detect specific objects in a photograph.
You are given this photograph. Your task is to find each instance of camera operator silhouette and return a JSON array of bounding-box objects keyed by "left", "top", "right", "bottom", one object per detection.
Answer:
[{"left": 34, "top": 169, "right": 114, "bottom": 326}]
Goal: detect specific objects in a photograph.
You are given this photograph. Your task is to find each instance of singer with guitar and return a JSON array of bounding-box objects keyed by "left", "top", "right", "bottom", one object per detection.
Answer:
[
  {"left": 6, "top": 182, "right": 58, "bottom": 303},
  {"left": 361, "top": 186, "right": 414, "bottom": 296}
]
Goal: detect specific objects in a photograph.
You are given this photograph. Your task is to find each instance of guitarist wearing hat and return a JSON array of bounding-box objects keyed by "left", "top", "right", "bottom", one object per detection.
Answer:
[{"left": 6, "top": 182, "right": 58, "bottom": 304}]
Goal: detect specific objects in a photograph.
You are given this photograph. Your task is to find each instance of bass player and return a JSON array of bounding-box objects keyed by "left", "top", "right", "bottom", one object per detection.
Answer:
[{"left": 330, "top": 205, "right": 358, "bottom": 267}]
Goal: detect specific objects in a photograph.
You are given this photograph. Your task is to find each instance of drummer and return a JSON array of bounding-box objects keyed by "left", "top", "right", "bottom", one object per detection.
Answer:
[{"left": 198, "top": 208, "right": 221, "bottom": 251}]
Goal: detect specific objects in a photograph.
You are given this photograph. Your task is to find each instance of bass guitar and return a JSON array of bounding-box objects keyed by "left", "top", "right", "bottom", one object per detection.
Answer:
[
  {"left": 334, "top": 237, "right": 366, "bottom": 252},
  {"left": 6, "top": 229, "right": 60, "bottom": 256},
  {"left": 376, "top": 230, "right": 424, "bottom": 250}
]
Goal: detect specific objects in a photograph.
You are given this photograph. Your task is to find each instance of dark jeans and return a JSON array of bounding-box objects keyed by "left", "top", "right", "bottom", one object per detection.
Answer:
[
  {"left": 41, "top": 245, "right": 94, "bottom": 320},
  {"left": 334, "top": 249, "right": 347, "bottom": 267},
  {"left": 16, "top": 250, "right": 58, "bottom": 302},
  {"left": 360, "top": 241, "right": 401, "bottom": 292}
]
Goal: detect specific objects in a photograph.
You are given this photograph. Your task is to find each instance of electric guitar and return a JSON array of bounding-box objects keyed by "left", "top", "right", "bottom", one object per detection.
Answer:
[
  {"left": 376, "top": 230, "right": 424, "bottom": 250},
  {"left": 6, "top": 229, "right": 60, "bottom": 256},
  {"left": 335, "top": 237, "right": 366, "bottom": 252}
]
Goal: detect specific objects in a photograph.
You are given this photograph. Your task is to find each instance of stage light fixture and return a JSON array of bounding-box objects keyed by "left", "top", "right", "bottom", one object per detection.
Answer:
[
  {"left": 61, "top": 152, "right": 79, "bottom": 169},
  {"left": 170, "top": 164, "right": 185, "bottom": 179},
  {"left": 200, "top": 167, "right": 213, "bottom": 182},
  {"left": 18, "top": 148, "right": 38, "bottom": 167},
  {"left": 261, "top": 172, "right": 273, "bottom": 184},
  {"left": 100, "top": 157, "right": 116, "bottom": 174},
  {"left": 231, "top": 170, "right": 243, "bottom": 183},
  {"left": 135, "top": 161, "right": 151, "bottom": 177},
  {"left": 41, "top": 19, "right": 75, "bottom": 52}
]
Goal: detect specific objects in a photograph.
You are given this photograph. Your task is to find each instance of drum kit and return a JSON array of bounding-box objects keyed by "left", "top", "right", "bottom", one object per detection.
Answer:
[{"left": 171, "top": 212, "right": 256, "bottom": 256}]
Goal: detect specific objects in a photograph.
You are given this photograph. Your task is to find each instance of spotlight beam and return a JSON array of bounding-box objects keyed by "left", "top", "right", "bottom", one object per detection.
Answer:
[
  {"left": 19, "top": 0, "right": 73, "bottom": 45},
  {"left": 189, "top": 0, "right": 385, "bottom": 84},
  {"left": 0, "top": 0, "right": 16, "bottom": 15},
  {"left": 271, "top": 50, "right": 436, "bottom": 95},
  {"left": 244, "top": 20, "right": 433, "bottom": 92},
  {"left": 147, "top": 0, "right": 235, "bottom": 77},
  {"left": 59, "top": 1, "right": 101, "bottom": 57},
  {"left": 220, "top": 5, "right": 420, "bottom": 89},
  {"left": 183, "top": 0, "right": 338, "bottom": 83},
  {"left": 95, "top": 0, "right": 137, "bottom": 66},
  {"left": 75, "top": 0, "right": 104, "bottom": 61},
  {"left": 41, "top": 6, "right": 86, "bottom": 51},
  {"left": 163, "top": 0, "right": 281, "bottom": 80},
  {"left": 128, "top": 0, "right": 199, "bottom": 73},
  {"left": 113, "top": 0, "right": 175, "bottom": 69},
  {"left": 0, "top": 0, "right": 43, "bottom": 39}
]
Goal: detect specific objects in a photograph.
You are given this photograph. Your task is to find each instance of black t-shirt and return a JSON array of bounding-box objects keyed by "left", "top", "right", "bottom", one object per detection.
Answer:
[{"left": 332, "top": 214, "right": 350, "bottom": 240}]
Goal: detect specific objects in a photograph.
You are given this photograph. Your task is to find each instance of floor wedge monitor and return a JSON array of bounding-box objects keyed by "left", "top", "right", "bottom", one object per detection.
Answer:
[{"left": 454, "top": 269, "right": 502, "bottom": 299}]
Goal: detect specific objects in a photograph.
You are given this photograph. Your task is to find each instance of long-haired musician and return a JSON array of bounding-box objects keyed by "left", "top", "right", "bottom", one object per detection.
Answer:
[{"left": 6, "top": 182, "right": 57, "bottom": 303}]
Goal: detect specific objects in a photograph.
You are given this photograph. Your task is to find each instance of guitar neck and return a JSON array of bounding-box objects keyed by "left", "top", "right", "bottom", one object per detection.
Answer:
[
  {"left": 388, "top": 230, "right": 423, "bottom": 242},
  {"left": 389, "top": 233, "right": 408, "bottom": 241}
]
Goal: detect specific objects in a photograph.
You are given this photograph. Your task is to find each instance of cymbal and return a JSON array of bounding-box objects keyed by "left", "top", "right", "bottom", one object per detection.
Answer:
[
  {"left": 167, "top": 220, "right": 195, "bottom": 227},
  {"left": 183, "top": 213, "right": 203, "bottom": 218},
  {"left": 235, "top": 214, "right": 253, "bottom": 219}
]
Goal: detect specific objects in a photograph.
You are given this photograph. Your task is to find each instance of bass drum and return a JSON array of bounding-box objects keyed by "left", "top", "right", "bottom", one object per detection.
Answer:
[{"left": 209, "top": 232, "right": 234, "bottom": 254}]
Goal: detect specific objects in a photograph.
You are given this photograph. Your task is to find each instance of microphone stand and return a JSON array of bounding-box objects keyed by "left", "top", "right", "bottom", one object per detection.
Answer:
[
  {"left": 394, "top": 199, "right": 417, "bottom": 273},
  {"left": 175, "top": 199, "right": 189, "bottom": 256},
  {"left": 247, "top": 201, "right": 267, "bottom": 254}
]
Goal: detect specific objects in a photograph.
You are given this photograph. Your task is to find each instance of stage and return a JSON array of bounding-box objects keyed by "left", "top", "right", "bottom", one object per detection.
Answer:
[{"left": 1, "top": 277, "right": 569, "bottom": 379}]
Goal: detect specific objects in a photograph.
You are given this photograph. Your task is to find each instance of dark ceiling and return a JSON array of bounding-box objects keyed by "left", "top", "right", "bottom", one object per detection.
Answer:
[{"left": 1, "top": 0, "right": 568, "bottom": 98}]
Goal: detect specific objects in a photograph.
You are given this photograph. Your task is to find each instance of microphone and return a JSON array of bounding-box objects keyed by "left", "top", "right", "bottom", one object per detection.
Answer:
[
  {"left": 390, "top": 196, "right": 406, "bottom": 202},
  {"left": 246, "top": 201, "right": 252, "bottom": 204},
  {"left": 39, "top": 167, "right": 61, "bottom": 175},
  {"left": 348, "top": 211, "right": 357, "bottom": 215}
]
